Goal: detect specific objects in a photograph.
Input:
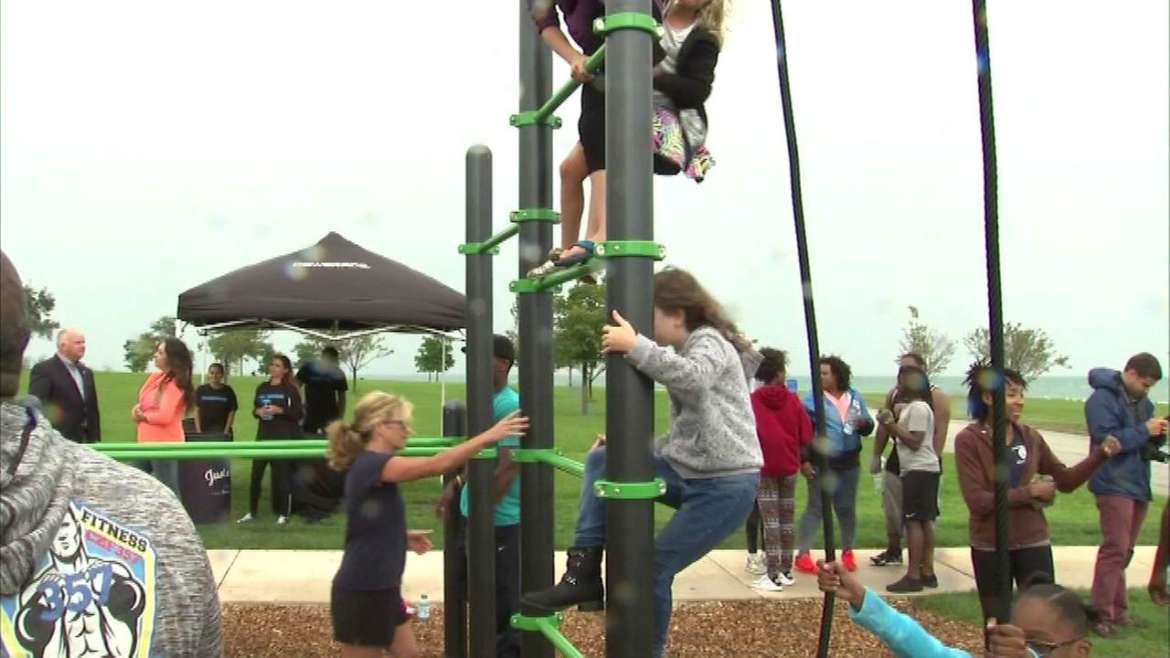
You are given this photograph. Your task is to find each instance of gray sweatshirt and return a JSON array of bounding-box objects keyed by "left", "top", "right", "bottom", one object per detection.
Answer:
[
  {"left": 1, "top": 399, "right": 223, "bottom": 657},
  {"left": 628, "top": 327, "right": 764, "bottom": 479}
]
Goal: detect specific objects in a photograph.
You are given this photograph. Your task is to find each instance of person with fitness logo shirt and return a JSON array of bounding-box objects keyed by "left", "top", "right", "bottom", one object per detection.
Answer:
[{"left": 0, "top": 251, "right": 222, "bottom": 657}]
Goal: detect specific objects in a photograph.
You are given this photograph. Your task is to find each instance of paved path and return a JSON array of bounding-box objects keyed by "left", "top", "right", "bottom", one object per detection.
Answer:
[
  {"left": 211, "top": 546, "right": 1158, "bottom": 604},
  {"left": 941, "top": 421, "right": 1169, "bottom": 497}
]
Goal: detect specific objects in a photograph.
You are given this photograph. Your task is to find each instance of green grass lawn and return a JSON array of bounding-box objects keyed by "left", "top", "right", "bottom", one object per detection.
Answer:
[
  {"left": 19, "top": 371, "right": 1168, "bottom": 551},
  {"left": 913, "top": 589, "right": 1170, "bottom": 658}
]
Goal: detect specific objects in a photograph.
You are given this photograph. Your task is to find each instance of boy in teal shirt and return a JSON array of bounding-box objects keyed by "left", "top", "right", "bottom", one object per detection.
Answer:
[{"left": 439, "top": 334, "right": 521, "bottom": 657}]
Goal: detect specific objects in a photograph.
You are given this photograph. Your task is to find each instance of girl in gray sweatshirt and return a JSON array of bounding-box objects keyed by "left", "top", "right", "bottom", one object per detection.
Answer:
[{"left": 522, "top": 267, "right": 762, "bottom": 658}]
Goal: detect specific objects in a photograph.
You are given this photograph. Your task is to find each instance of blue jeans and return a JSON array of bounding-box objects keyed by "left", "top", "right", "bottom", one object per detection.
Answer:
[
  {"left": 797, "top": 466, "right": 860, "bottom": 552},
  {"left": 574, "top": 448, "right": 759, "bottom": 658},
  {"left": 133, "top": 459, "right": 181, "bottom": 499}
]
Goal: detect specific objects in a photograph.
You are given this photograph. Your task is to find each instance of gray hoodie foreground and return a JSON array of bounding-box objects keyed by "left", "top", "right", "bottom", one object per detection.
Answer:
[{"left": 1, "top": 399, "right": 222, "bottom": 657}]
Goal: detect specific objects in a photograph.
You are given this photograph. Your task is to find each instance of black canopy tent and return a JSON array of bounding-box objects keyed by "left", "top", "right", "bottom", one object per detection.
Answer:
[{"left": 177, "top": 231, "right": 465, "bottom": 338}]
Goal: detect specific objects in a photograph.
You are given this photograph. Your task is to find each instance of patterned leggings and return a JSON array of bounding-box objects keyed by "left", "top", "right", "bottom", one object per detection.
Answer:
[{"left": 758, "top": 474, "right": 798, "bottom": 578}]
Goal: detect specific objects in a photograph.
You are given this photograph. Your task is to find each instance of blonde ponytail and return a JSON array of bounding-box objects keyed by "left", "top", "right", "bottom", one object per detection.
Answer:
[
  {"left": 326, "top": 390, "right": 415, "bottom": 471},
  {"left": 326, "top": 420, "right": 366, "bottom": 471}
]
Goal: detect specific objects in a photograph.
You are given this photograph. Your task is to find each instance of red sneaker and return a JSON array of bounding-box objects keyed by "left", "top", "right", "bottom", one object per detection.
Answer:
[
  {"left": 794, "top": 553, "right": 819, "bottom": 575},
  {"left": 841, "top": 550, "right": 858, "bottom": 572}
]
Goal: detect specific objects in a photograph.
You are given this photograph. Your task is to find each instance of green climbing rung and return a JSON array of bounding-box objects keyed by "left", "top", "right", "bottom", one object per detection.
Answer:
[
  {"left": 593, "top": 478, "right": 667, "bottom": 500},
  {"left": 511, "top": 260, "right": 602, "bottom": 294},
  {"left": 510, "top": 208, "right": 561, "bottom": 224},
  {"left": 510, "top": 111, "right": 563, "bottom": 129},
  {"left": 595, "top": 240, "right": 665, "bottom": 260},
  {"left": 593, "top": 13, "right": 661, "bottom": 38},
  {"left": 510, "top": 449, "right": 586, "bottom": 477},
  {"left": 511, "top": 612, "right": 584, "bottom": 658},
  {"left": 459, "top": 225, "right": 520, "bottom": 256},
  {"left": 512, "top": 46, "right": 607, "bottom": 130}
]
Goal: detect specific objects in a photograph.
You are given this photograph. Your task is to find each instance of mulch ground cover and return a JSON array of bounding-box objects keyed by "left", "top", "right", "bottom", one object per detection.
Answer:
[{"left": 224, "top": 598, "right": 985, "bottom": 656}]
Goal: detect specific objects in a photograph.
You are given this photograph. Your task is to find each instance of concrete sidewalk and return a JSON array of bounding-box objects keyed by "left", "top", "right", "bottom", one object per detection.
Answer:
[{"left": 211, "top": 546, "right": 1158, "bottom": 604}]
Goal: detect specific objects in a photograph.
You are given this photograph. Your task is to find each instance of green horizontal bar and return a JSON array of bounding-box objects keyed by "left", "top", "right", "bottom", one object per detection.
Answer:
[
  {"left": 595, "top": 240, "right": 665, "bottom": 260},
  {"left": 103, "top": 447, "right": 326, "bottom": 461},
  {"left": 593, "top": 478, "right": 666, "bottom": 500},
  {"left": 91, "top": 437, "right": 457, "bottom": 453},
  {"left": 517, "top": 45, "right": 606, "bottom": 128},
  {"left": 510, "top": 260, "right": 602, "bottom": 294},
  {"left": 511, "top": 613, "right": 583, "bottom": 658},
  {"left": 460, "top": 225, "right": 520, "bottom": 255},
  {"left": 510, "top": 208, "right": 561, "bottom": 224},
  {"left": 97, "top": 445, "right": 494, "bottom": 462},
  {"left": 510, "top": 449, "right": 585, "bottom": 477}
]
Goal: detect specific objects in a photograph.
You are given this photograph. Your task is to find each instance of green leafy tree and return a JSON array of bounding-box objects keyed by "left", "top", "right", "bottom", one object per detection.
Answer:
[
  {"left": 964, "top": 322, "right": 1071, "bottom": 380},
  {"left": 414, "top": 335, "right": 455, "bottom": 382},
  {"left": 294, "top": 336, "right": 337, "bottom": 365},
  {"left": 208, "top": 329, "right": 273, "bottom": 376},
  {"left": 897, "top": 306, "right": 955, "bottom": 377},
  {"left": 23, "top": 285, "right": 60, "bottom": 339},
  {"left": 121, "top": 316, "right": 178, "bottom": 372},
  {"left": 553, "top": 283, "right": 607, "bottom": 414}
]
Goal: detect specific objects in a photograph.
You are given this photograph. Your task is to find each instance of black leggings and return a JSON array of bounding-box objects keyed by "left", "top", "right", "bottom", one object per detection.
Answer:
[
  {"left": 745, "top": 500, "right": 765, "bottom": 553},
  {"left": 970, "top": 545, "right": 1055, "bottom": 621},
  {"left": 249, "top": 459, "right": 290, "bottom": 517}
]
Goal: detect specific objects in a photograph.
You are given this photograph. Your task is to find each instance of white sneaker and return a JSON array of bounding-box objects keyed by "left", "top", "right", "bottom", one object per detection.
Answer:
[
  {"left": 276, "top": 515, "right": 289, "bottom": 525},
  {"left": 745, "top": 553, "right": 766, "bottom": 576},
  {"left": 751, "top": 574, "right": 784, "bottom": 592},
  {"left": 236, "top": 513, "right": 254, "bottom": 524},
  {"left": 775, "top": 571, "right": 796, "bottom": 587}
]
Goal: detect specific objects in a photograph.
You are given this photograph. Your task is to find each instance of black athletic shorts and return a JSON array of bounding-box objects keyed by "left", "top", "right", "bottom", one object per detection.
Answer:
[
  {"left": 579, "top": 82, "right": 606, "bottom": 174},
  {"left": 331, "top": 582, "right": 409, "bottom": 647},
  {"left": 901, "top": 470, "right": 940, "bottom": 521}
]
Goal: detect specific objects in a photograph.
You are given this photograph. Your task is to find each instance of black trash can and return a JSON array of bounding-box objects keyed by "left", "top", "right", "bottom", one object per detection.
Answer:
[{"left": 179, "top": 430, "right": 232, "bottom": 524}]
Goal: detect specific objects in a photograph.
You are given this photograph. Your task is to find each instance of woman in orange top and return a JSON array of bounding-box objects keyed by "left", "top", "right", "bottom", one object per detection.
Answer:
[{"left": 132, "top": 337, "right": 195, "bottom": 495}]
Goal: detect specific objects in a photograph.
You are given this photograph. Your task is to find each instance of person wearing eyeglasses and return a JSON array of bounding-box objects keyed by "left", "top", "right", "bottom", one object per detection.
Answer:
[
  {"left": 818, "top": 559, "right": 1098, "bottom": 657},
  {"left": 325, "top": 391, "right": 528, "bottom": 658}
]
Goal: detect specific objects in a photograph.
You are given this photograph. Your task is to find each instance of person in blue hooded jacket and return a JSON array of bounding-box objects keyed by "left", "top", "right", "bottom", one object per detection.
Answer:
[
  {"left": 794, "top": 355, "right": 874, "bottom": 574},
  {"left": 1083, "top": 352, "right": 1168, "bottom": 636}
]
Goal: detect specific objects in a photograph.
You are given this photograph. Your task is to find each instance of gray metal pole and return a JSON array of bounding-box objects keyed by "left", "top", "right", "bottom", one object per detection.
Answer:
[
  {"left": 516, "top": 4, "right": 556, "bottom": 658},
  {"left": 465, "top": 145, "right": 497, "bottom": 657},
  {"left": 604, "top": 2, "right": 656, "bottom": 657},
  {"left": 442, "top": 401, "right": 468, "bottom": 658}
]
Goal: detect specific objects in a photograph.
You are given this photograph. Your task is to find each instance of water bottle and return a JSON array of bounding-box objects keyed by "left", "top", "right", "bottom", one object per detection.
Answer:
[
  {"left": 417, "top": 594, "right": 431, "bottom": 620},
  {"left": 873, "top": 460, "right": 884, "bottom": 495}
]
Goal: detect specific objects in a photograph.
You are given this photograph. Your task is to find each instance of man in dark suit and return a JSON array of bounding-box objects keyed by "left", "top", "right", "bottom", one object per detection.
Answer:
[{"left": 28, "top": 328, "right": 101, "bottom": 443}]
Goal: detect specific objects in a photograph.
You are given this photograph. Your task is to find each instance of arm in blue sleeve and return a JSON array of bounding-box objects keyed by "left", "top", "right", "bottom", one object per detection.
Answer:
[
  {"left": 849, "top": 590, "right": 974, "bottom": 658},
  {"left": 1085, "top": 391, "right": 1149, "bottom": 453}
]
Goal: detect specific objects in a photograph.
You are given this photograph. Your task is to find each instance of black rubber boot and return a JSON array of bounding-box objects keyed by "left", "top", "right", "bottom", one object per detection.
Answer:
[{"left": 521, "top": 546, "right": 605, "bottom": 612}]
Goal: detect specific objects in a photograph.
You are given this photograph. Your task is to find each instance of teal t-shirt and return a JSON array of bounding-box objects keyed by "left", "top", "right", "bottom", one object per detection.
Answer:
[{"left": 459, "top": 386, "right": 521, "bottom": 526}]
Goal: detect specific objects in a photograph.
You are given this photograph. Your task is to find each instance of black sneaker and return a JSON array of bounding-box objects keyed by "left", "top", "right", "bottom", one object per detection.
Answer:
[
  {"left": 886, "top": 575, "right": 923, "bottom": 593},
  {"left": 870, "top": 549, "right": 903, "bottom": 567},
  {"left": 921, "top": 573, "right": 939, "bottom": 588}
]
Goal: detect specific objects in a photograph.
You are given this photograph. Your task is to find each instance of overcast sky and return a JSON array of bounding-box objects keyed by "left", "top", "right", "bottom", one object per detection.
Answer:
[{"left": 2, "top": 0, "right": 1166, "bottom": 382}]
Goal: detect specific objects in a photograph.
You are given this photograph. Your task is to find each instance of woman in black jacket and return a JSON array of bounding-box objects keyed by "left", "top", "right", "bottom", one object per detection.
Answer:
[{"left": 238, "top": 353, "right": 303, "bottom": 525}]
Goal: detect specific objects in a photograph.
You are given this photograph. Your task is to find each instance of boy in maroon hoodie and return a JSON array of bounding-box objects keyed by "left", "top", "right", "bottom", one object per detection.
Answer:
[{"left": 749, "top": 348, "right": 813, "bottom": 590}]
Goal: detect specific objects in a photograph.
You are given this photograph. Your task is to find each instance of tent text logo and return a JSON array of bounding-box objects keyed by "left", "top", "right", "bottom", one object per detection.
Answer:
[{"left": 291, "top": 261, "right": 371, "bottom": 270}]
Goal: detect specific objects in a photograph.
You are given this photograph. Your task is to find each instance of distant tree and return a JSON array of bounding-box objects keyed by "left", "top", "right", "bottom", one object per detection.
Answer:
[
  {"left": 964, "top": 322, "right": 1070, "bottom": 380},
  {"left": 553, "top": 283, "right": 607, "bottom": 414},
  {"left": 23, "top": 285, "right": 60, "bottom": 339},
  {"left": 122, "top": 316, "right": 178, "bottom": 372},
  {"left": 344, "top": 335, "right": 393, "bottom": 390},
  {"left": 208, "top": 329, "right": 272, "bottom": 376},
  {"left": 897, "top": 306, "right": 955, "bottom": 377},
  {"left": 414, "top": 336, "right": 455, "bottom": 382},
  {"left": 294, "top": 336, "right": 336, "bottom": 366}
]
